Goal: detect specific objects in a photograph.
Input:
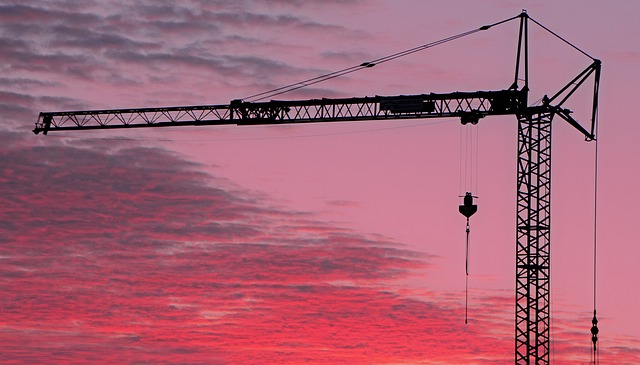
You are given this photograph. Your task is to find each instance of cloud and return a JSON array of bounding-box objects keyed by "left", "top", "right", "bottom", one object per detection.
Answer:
[
  {"left": 0, "top": 131, "right": 437, "bottom": 364},
  {"left": 0, "top": 128, "right": 520, "bottom": 364},
  {"left": 0, "top": 1, "right": 361, "bottom": 100},
  {"left": 326, "top": 199, "right": 360, "bottom": 208},
  {"left": 4, "top": 129, "right": 636, "bottom": 364},
  {"left": 0, "top": 77, "right": 60, "bottom": 89},
  {"left": 0, "top": 91, "right": 88, "bottom": 128},
  {"left": 2, "top": 2, "right": 639, "bottom": 364},
  {"left": 48, "top": 25, "right": 160, "bottom": 51}
]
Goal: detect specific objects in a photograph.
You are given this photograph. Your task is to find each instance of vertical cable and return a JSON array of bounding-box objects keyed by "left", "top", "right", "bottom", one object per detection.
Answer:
[
  {"left": 589, "top": 104, "right": 600, "bottom": 364},
  {"left": 459, "top": 124, "right": 464, "bottom": 195},
  {"left": 464, "top": 126, "right": 470, "bottom": 192},
  {"left": 460, "top": 124, "right": 476, "bottom": 325},
  {"left": 475, "top": 124, "right": 480, "bottom": 195},
  {"left": 465, "top": 217, "right": 470, "bottom": 324},
  {"left": 590, "top": 130, "right": 600, "bottom": 364},
  {"left": 593, "top": 129, "right": 599, "bottom": 320}
]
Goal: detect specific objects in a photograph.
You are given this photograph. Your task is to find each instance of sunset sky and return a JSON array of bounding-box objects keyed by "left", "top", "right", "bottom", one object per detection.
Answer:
[{"left": 2, "top": 0, "right": 640, "bottom": 364}]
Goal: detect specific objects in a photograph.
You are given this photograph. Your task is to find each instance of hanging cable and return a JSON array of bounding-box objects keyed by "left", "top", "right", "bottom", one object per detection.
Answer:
[
  {"left": 590, "top": 112, "right": 601, "bottom": 365},
  {"left": 459, "top": 120, "right": 480, "bottom": 323},
  {"left": 463, "top": 125, "right": 469, "bottom": 191},
  {"left": 459, "top": 192, "right": 477, "bottom": 324},
  {"left": 465, "top": 217, "right": 471, "bottom": 324},
  {"left": 460, "top": 123, "right": 478, "bottom": 192},
  {"left": 243, "top": 15, "right": 521, "bottom": 102},
  {"left": 459, "top": 124, "right": 464, "bottom": 195},
  {"left": 474, "top": 124, "right": 480, "bottom": 195}
]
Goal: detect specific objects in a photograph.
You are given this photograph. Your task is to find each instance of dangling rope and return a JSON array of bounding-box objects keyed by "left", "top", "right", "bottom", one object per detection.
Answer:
[
  {"left": 459, "top": 123, "right": 479, "bottom": 324},
  {"left": 459, "top": 191, "right": 477, "bottom": 324},
  {"left": 590, "top": 119, "right": 601, "bottom": 365},
  {"left": 475, "top": 124, "right": 480, "bottom": 195},
  {"left": 465, "top": 217, "right": 471, "bottom": 324},
  {"left": 460, "top": 123, "right": 480, "bottom": 194}
]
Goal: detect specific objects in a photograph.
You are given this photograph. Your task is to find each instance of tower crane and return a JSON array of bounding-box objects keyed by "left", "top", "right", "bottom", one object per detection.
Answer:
[{"left": 34, "top": 11, "right": 601, "bottom": 365}]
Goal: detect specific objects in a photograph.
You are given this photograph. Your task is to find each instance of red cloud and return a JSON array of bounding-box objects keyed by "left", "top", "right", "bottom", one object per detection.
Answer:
[
  {"left": 0, "top": 133, "right": 491, "bottom": 364},
  {"left": 2, "top": 131, "right": 639, "bottom": 364}
]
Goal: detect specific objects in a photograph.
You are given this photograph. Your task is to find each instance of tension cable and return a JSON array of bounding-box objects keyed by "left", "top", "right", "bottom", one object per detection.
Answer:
[{"left": 243, "top": 14, "right": 520, "bottom": 102}]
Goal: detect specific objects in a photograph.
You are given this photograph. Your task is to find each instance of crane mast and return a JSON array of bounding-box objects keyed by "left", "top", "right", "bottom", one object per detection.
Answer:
[{"left": 34, "top": 11, "right": 600, "bottom": 365}]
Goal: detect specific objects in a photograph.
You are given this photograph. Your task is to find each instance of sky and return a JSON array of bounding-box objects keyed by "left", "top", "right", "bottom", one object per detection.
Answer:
[{"left": 1, "top": 0, "right": 639, "bottom": 364}]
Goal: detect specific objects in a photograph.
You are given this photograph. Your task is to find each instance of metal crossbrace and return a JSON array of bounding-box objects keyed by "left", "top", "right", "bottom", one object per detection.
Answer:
[
  {"left": 35, "top": 90, "right": 526, "bottom": 133},
  {"left": 515, "top": 110, "right": 553, "bottom": 365}
]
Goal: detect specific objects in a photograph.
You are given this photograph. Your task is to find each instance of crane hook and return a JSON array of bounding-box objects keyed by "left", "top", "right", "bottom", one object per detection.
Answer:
[
  {"left": 459, "top": 192, "right": 477, "bottom": 324},
  {"left": 459, "top": 192, "right": 478, "bottom": 218}
]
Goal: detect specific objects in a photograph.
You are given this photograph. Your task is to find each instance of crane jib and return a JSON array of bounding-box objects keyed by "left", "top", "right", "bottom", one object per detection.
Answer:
[
  {"left": 34, "top": 89, "right": 530, "bottom": 134},
  {"left": 31, "top": 10, "right": 603, "bottom": 365}
]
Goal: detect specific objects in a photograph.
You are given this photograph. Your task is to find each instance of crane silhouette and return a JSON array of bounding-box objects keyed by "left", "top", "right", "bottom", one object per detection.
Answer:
[{"left": 34, "top": 11, "right": 601, "bottom": 365}]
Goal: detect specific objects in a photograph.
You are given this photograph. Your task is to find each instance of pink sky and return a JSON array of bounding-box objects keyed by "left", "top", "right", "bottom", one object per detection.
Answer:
[{"left": 2, "top": 0, "right": 640, "bottom": 364}]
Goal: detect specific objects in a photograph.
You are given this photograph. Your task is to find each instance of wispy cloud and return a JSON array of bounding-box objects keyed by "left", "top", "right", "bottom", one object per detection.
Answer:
[
  {"left": 0, "top": 131, "right": 444, "bottom": 364},
  {"left": 0, "top": 1, "right": 357, "bottom": 94},
  {"left": 2, "top": 1, "right": 639, "bottom": 364},
  {"left": 3, "top": 129, "right": 636, "bottom": 364}
]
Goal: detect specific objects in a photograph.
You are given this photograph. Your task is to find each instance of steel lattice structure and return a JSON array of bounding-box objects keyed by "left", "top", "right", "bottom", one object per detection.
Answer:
[
  {"left": 34, "top": 12, "right": 600, "bottom": 365},
  {"left": 515, "top": 111, "right": 553, "bottom": 364},
  {"left": 33, "top": 90, "right": 524, "bottom": 133}
]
